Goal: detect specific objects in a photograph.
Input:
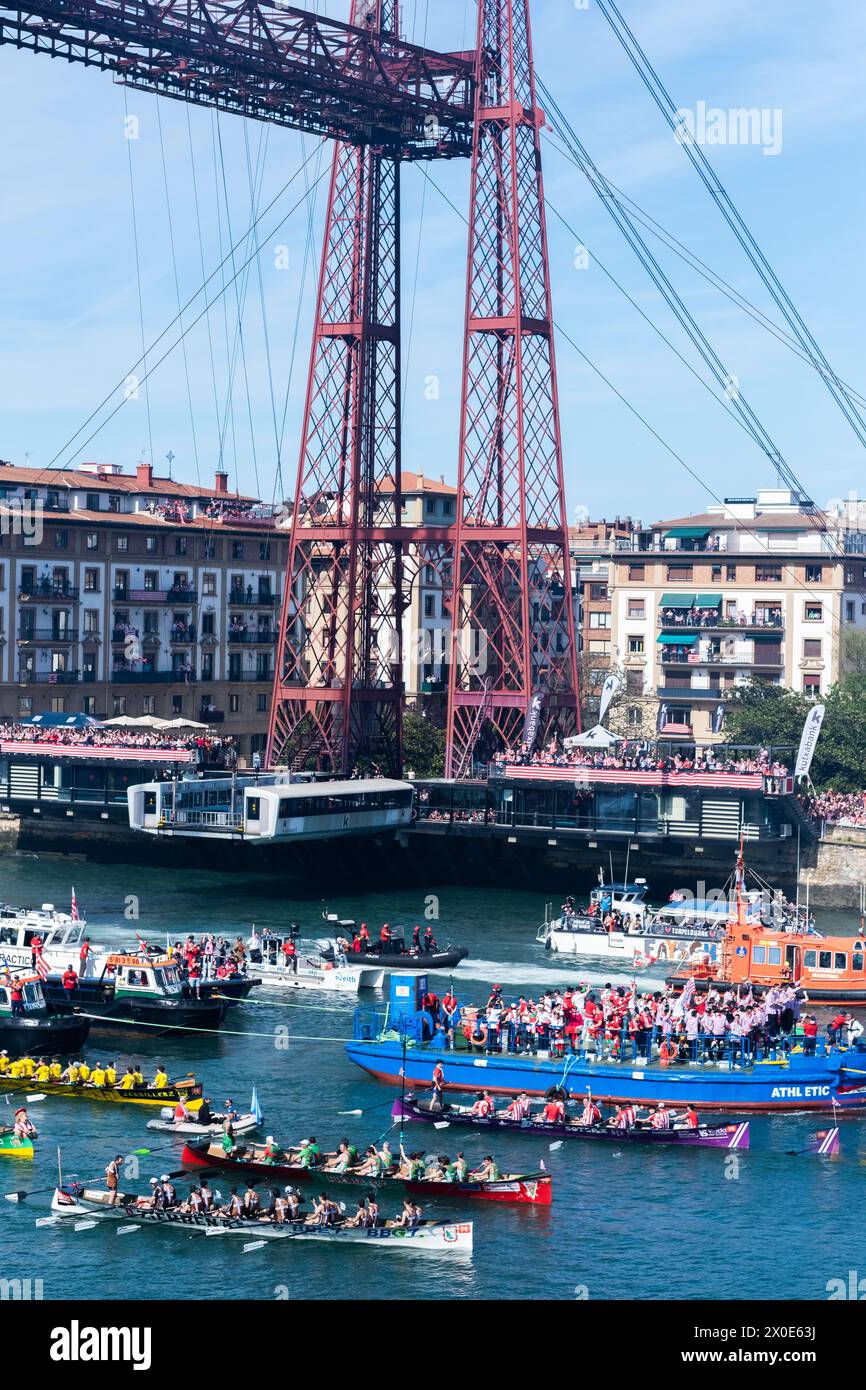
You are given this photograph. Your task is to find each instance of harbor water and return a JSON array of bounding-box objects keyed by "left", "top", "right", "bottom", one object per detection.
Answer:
[{"left": 1, "top": 855, "right": 865, "bottom": 1302}]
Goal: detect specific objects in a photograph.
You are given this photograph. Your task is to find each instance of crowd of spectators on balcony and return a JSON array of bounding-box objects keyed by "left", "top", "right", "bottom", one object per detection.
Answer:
[
  {"left": 0, "top": 720, "right": 238, "bottom": 766},
  {"left": 494, "top": 740, "right": 789, "bottom": 779},
  {"left": 659, "top": 606, "right": 784, "bottom": 628},
  {"left": 140, "top": 497, "right": 279, "bottom": 527}
]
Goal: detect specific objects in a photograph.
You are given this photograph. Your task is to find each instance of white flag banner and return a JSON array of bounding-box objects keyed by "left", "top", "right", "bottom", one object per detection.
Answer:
[
  {"left": 598, "top": 673, "right": 621, "bottom": 726},
  {"left": 794, "top": 704, "right": 825, "bottom": 779}
]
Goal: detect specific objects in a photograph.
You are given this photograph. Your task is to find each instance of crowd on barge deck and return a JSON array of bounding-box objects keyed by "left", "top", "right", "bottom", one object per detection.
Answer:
[
  {"left": 419, "top": 981, "right": 864, "bottom": 1062},
  {"left": 494, "top": 739, "right": 788, "bottom": 779},
  {"left": 0, "top": 720, "right": 237, "bottom": 765}
]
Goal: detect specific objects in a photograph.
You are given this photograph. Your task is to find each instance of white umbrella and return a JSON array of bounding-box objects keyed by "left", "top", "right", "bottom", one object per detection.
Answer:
[
  {"left": 102, "top": 715, "right": 170, "bottom": 729},
  {"left": 563, "top": 724, "right": 623, "bottom": 751},
  {"left": 161, "top": 717, "right": 210, "bottom": 730}
]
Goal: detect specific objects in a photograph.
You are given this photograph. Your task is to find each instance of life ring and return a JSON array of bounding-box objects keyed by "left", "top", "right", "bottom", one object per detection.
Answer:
[{"left": 471, "top": 1022, "right": 488, "bottom": 1048}]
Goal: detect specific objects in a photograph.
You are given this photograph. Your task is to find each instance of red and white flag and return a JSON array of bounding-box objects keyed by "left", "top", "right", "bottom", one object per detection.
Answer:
[
  {"left": 33, "top": 943, "right": 49, "bottom": 981},
  {"left": 70, "top": 888, "right": 80, "bottom": 922},
  {"left": 680, "top": 976, "right": 696, "bottom": 1010}
]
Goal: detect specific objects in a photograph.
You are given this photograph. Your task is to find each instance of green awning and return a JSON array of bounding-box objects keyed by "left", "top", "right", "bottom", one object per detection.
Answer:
[
  {"left": 665, "top": 526, "right": 711, "bottom": 539},
  {"left": 695, "top": 593, "right": 722, "bottom": 608},
  {"left": 657, "top": 632, "right": 698, "bottom": 646},
  {"left": 659, "top": 592, "right": 695, "bottom": 608}
]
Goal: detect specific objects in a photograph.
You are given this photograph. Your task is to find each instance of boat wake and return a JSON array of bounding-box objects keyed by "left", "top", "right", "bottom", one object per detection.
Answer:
[{"left": 428, "top": 956, "right": 668, "bottom": 992}]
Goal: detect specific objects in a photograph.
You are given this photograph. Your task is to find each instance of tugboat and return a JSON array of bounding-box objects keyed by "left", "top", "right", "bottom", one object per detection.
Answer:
[
  {"left": 43, "top": 952, "right": 229, "bottom": 1035},
  {"left": 320, "top": 914, "right": 468, "bottom": 972},
  {"left": 0, "top": 970, "right": 89, "bottom": 1054}
]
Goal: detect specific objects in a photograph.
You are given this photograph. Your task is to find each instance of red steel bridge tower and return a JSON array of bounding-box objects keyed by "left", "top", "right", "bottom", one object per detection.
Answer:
[
  {"left": 0, "top": 0, "right": 578, "bottom": 777},
  {"left": 445, "top": 0, "right": 579, "bottom": 777}
]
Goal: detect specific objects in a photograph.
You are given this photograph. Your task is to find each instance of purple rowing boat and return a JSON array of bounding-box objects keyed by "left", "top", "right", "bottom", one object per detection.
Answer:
[{"left": 392, "top": 1096, "right": 750, "bottom": 1149}]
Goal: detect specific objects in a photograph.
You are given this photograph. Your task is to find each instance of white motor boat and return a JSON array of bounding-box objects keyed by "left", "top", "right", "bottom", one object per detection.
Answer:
[
  {"left": 0, "top": 901, "right": 87, "bottom": 973},
  {"left": 247, "top": 930, "right": 384, "bottom": 992}
]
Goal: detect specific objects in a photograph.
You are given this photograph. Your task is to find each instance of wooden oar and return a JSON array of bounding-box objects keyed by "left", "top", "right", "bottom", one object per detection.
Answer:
[{"left": 1, "top": 1092, "right": 46, "bottom": 1105}]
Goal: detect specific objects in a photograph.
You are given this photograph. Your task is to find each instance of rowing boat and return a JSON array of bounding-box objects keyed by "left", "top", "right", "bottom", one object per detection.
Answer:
[
  {"left": 0, "top": 1074, "right": 202, "bottom": 1106},
  {"left": 0, "top": 1129, "right": 33, "bottom": 1160},
  {"left": 49, "top": 1187, "right": 473, "bottom": 1253},
  {"left": 392, "top": 1096, "right": 750, "bottom": 1149},
  {"left": 147, "top": 1112, "right": 260, "bottom": 1138},
  {"left": 181, "top": 1138, "right": 552, "bottom": 1204}
]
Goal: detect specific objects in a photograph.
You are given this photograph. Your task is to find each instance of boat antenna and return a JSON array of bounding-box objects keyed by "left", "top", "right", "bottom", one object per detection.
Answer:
[
  {"left": 624, "top": 840, "right": 631, "bottom": 889},
  {"left": 399, "top": 1032, "right": 408, "bottom": 1152},
  {"left": 57, "top": 1145, "right": 63, "bottom": 1190}
]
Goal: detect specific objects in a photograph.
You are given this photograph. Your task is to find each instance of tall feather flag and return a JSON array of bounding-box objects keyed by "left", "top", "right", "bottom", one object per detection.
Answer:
[
  {"left": 250, "top": 1084, "right": 263, "bottom": 1126},
  {"left": 70, "top": 888, "right": 80, "bottom": 923}
]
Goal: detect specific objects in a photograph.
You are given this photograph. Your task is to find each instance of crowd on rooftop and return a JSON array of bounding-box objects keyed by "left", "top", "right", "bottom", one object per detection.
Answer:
[{"left": 0, "top": 721, "right": 237, "bottom": 765}]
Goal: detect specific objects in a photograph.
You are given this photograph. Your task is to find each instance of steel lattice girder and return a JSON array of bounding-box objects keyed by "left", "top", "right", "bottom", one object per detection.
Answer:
[
  {"left": 445, "top": 0, "right": 579, "bottom": 778},
  {"left": 0, "top": 0, "right": 475, "bottom": 157},
  {"left": 269, "top": 0, "right": 407, "bottom": 775}
]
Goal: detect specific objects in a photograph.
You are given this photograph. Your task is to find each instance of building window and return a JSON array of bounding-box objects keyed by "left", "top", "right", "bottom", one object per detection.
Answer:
[
  {"left": 627, "top": 706, "right": 641, "bottom": 727},
  {"left": 202, "top": 538, "right": 216, "bottom": 559},
  {"left": 108, "top": 495, "right": 120, "bottom": 513},
  {"left": 666, "top": 565, "right": 693, "bottom": 581},
  {"left": 628, "top": 636, "right": 644, "bottom": 654},
  {"left": 726, "top": 565, "right": 737, "bottom": 581},
  {"left": 589, "top": 612, "right": 610, "bottom": 629},
  {"left": 257, "top": 693, "right": 267, "bottom": 712},
  {"left": 424, "top": 595, "right": 436, "bottom": 618},
  {"left": 628, "top": 564, "right": 645, "bottom": 581},
  {"left": 83, "top": 609, "right": 99, "bottom": 634},
  {"left": 229, "top": 693, "right": 240, "bottom": 713},
  {"left": 201, "top": 653, "right": 214, "bottom": 681},
  {"left": 17, "top": 697, "right": 32, "bottom": 716},
  {"left": 82, "top": 696, "right": 96, "bottom": 716},
  {"left": 805, "top": 564, "right": 823, "bottom": 583},
  {"left": 86, "top": 492, "right": 100, "bottom": 511},
  {"left": 175, "top": 535, "right": 188, "bottom": 555},
  {"left": 203, "top": 573, "right": 217, "bottom": 596},
  {"left": 144, "top": 612, "right": 158, "bottom": 635},
  {"left": 846, "top": 600, "right": 856, "bottom": 622},
  {"left": 711, "top": 565, "right": 722, "bottom": 582},
  {"left": 172, "top": 695, "right": 183, "bottom": 714},
  {"left": 803, "top": 638, "right": 822, "bottom": 658},
  {"left": 50, "top": 697, "right": 66, "bottom": 714},
  {"left": 116, "top": 535, "right": 128, "bottom": 552},
  {"left": 112, "top": 696, "right": 126, "bottom": 716},
  {"left": 143, "top": 571, "right": 158, "bottom": 592},
  {"left": 145, "top": 535, "right": 158, "bottom": 553},
  {"left": 142, "top": 695, "right": 156, "bottom": 715},
  {"left": 86, "top": 532, "right": 98, "bottom": 551},
  {"left": 588, "top": 640, "right": 610, "bottom": 655},
  {"left": 259, "top": 542, "right": 271, "bottom": 561},
  {"left": 625, "top": 670, "right": 643, "bottom": 694},
  {"left": 232, "top": 542, "right": 244, "bottom": 560},
  {"left": 804, "top": 603, "right": 822, "bottom": 621},
  {"left": 755, "top": 564, "right": 781, "bottom": 583},
  {"left": 627, "top": 600, "right": 645, "bottom": 619},
  {"left": 803, "top": 674, "right": 821, "bottom": 695},
  {"left": 55, "top": 530, "right": 69, "bottom": 550},
  {"left": 201, "top": 612, "right": 215, "bottom": 637},
  {"left": 84, "top": 568, "right": 99, "bottom": 592},
  {"left": 589, "top": 584, "right": 608, "bottom": 600}
]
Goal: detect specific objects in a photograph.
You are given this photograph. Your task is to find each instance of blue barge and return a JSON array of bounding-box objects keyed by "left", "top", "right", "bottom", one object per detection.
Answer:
[{"left": 346, "top": 976, "right": 866, "bottom": 1114}]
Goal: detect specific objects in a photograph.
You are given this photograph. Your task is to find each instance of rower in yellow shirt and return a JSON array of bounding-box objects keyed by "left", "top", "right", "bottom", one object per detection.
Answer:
[
  {"left": 132, "top": 1065, "right": 144, "bottom": 1086},
  {"left": 151, "top": 1065, "right": 168, "bottom": 1089},
  {"left": 9, "top": 1059, "right": 25, "bottom": 1078},
  {"left": 18, "top": 1055, "right": 35, "bottom": 1078},
  {"left": 105, "top": 1062, "right": 117, "bottom": 1087},
  {"left": 61, "top": 1061, "right": 80, "bottom": 1084},
  {"left": 118, "top": 1067, "right": 136, "bottom": 1091},
  {"left": 0, "top": 1050, "right": 9, "bottom": 1074},
  {"left": 90, "top": 1064, "right": 107, "bottom": 1088},
  {"left": 49, "top": 1059, "right": 62, "bottom": 1080},
  {"left": 78, "top": 1061, "right": 91, "bottom": 1082},
  {"left": 34, "top": 1061, "right": 51, "bottom": 1084}
]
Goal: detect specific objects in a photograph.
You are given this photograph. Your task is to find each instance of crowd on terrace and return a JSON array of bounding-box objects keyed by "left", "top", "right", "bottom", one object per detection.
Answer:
[{"left": 802, "top": 789, "right": 866, "bottom": 829}]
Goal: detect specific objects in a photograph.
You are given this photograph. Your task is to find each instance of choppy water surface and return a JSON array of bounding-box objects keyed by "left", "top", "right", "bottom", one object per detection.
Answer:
[{"left": 1, "top": 854, "right": 864, "bottom": 1301}]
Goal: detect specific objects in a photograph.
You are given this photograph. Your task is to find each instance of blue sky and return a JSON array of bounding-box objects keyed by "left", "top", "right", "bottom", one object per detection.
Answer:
[{"left": 1, "top": 0, "right": 864, "bottom": 523}]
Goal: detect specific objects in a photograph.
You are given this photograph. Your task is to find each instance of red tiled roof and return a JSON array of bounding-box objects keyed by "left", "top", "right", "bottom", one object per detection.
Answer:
[{"left": 0, "top": 463, "right": 256, "bottom": 502}]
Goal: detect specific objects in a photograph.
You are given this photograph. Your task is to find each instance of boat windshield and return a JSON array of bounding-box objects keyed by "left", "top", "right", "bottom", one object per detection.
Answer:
[
  {"left": 153, "top": 967, "right": 182, "bottom": 993},
  {"left": 22, "top": 981, "right": 46, "bottom": 1011}
]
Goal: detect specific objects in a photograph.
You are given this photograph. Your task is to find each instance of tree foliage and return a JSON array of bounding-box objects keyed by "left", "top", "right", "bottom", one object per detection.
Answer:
[
  {"left": 402, "top": 708, "right": 446, "bottom": 778},
  {"left": 723, "top": 677, "right": 866, "bottom": 791}
]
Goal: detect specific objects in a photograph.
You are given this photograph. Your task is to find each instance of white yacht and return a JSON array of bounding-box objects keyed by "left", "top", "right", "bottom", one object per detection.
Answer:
[
  {"left": 246, "top": 930, "right": 385, "bottom": 993},
  {"left": 536, "top": 880, "right": 731, "bottom": 967},
  {"left": 0, "top": 902, "right": 88, "bottom": 973}
]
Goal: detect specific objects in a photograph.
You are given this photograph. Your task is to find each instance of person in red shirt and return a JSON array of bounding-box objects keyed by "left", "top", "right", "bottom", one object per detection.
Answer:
[
  {"left": 61, "top": 965, "right": 78, "bottom": 1000},
  {"left": 542, "top": 1095, "right": 566, "bottom": 1124},
  {"left": 79, "top": 937, "right": 93, "bottom": 979},
  {"left": 803, "top": 1014, "right": 819, "bottom": 1055},
  {"left": 281, "top": 939, "right": 297, "bottom": 975}
]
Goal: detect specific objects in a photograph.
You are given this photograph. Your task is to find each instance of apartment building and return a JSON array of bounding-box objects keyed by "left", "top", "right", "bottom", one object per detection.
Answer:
[
  {"left": 569, "top": 518, "right": 639, "bottom": 721},
  {"left": 0, "top": 460, "right": 288, "bottom": 759},
  {"left": 606, "top": 489, "right": 866, "bottom": 742}
]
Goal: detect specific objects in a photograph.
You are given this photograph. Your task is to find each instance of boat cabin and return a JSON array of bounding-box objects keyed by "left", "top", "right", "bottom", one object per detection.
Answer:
[
  {"left": 586, "top": 881, "right": 649, "bottom": 922},
  {"left": 103, "top": 954, "right": 185, "bottom": 997},
  {"left": 0, "top": 905, "right": 84, "bottom": 951},
  {"left": 0, "top": 973, "right": 50, "bottom": 1016}
]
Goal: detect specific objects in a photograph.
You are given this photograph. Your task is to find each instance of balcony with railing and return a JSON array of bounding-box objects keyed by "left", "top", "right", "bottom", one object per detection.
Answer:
[
  {"left": 113, "top": 586, "right": 198, "bottom": 604},
  {"left": 227, "top": 628, "right": 277, "bottom": 644},
  {"left": 17, "top": 628, "right": 78, "bottom": 643},
  {"left": 17, "top": 669, "right": 80, "bottom": 684},
  {"left": 18, "top": 581, "right": 79, "bottom": 600},
  {"left": 225, "top": 668, "right": 272, "bottom": 682},
  {"left": 111, "top": 667, "right": 197, "bottom": 684},
  {"left": 227, "top": 591, "right": 277, "bottom": 607},
  {"left": 169, "top": 626, "right": 196, "bottom": 643},
  {"left": 657, "top": 610, "right": 784, "bottom": 632},
  {"left": 658, "top": 648, "right": 783, "bottom": 668}
]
